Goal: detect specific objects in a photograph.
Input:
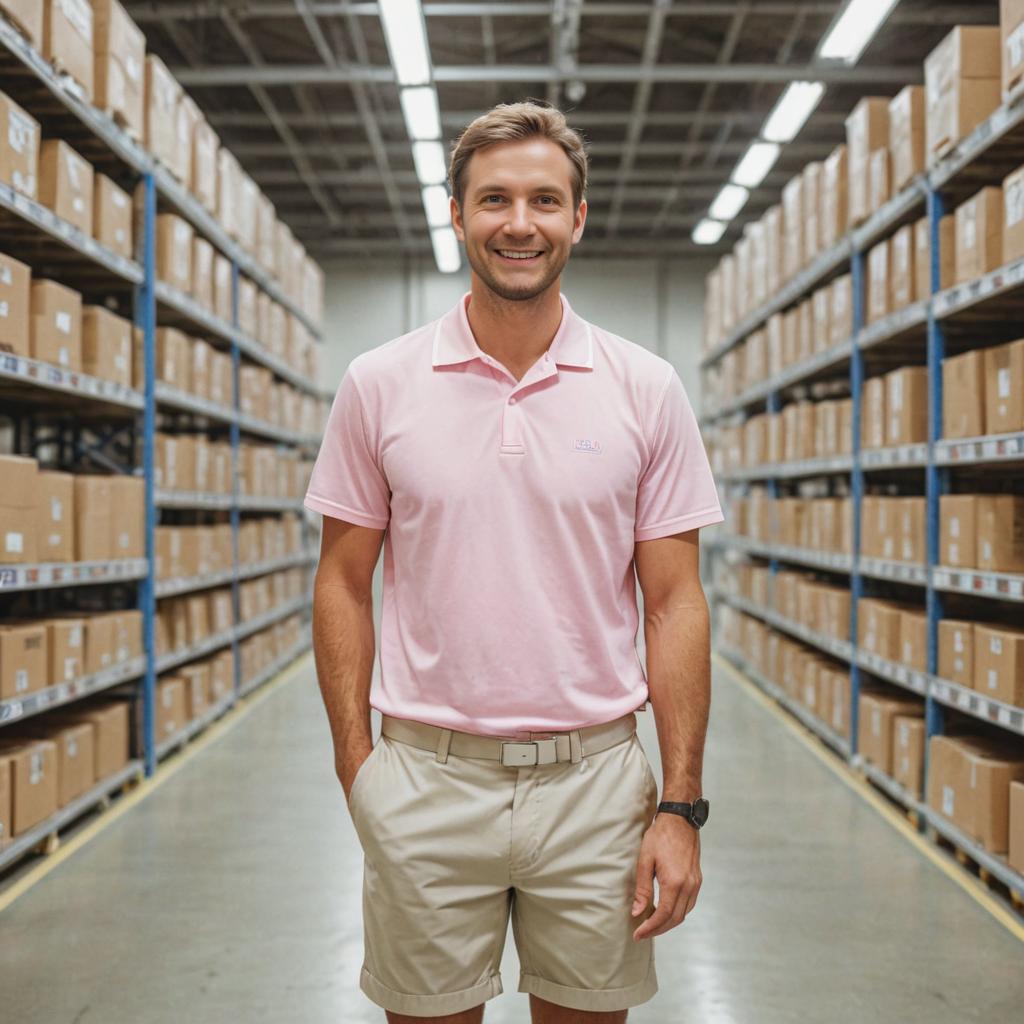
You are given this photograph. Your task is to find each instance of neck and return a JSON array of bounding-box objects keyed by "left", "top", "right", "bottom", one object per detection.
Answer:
[{"left": 466, "top": 274, "right": 564, "bottom": 374}]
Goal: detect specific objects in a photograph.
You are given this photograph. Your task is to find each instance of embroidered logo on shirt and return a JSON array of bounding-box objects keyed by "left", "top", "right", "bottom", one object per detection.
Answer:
[{"left": 572, "top": 438, "right": 602, "bottom": 454}]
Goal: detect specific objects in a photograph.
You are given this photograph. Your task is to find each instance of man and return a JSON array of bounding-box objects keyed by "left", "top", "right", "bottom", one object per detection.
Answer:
[{"left": 306, "top": 102, "right": 723, "bottom": 1024}]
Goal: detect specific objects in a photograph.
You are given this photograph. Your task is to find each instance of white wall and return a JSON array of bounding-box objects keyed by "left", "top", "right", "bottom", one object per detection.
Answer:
[{"left": 320, "top": 255, "right": 712, "bottom": 410}]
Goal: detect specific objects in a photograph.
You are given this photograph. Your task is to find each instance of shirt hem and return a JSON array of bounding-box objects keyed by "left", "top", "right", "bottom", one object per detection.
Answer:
[
  {"left": 634, "top": 506, "right": 724, "bottom": 542},
  {"left": 303, "top": 493, "right": 390, "bottom": 529}
]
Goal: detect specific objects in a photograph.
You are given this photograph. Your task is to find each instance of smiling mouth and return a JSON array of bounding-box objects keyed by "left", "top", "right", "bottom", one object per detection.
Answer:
[{"left": 495, "top": 249, "right": 543, "bottom": 261}]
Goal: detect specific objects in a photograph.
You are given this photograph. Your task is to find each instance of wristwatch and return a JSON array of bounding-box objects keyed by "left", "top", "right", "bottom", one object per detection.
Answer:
[{"left": 657, "top": 798, "right": 710, "bottom": 830}]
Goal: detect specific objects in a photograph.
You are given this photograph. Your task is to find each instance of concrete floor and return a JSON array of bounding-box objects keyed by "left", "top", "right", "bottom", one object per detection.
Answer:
[{"left": 1, "top": 656, "right": 1022, "bottom": 1023}]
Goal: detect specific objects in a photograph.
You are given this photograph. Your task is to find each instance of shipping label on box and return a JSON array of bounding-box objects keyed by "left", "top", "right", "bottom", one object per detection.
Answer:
[
  {"left": 938, "top": 619, "right": 975, "bottom": 686},
  {"left": 939, "top": 494, "right": 980, "bottom": 568},
  {"left": 0, "top": 92, "right": 40, "bottom": 199}
]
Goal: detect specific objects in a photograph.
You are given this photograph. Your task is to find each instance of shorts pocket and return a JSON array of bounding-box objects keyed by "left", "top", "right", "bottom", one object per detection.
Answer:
[
  {"left": 632, "top": 734, "right": 658, "bottom": 800},
  {"left": 349, "top": 737, "right": 385, "bottom": 811}
]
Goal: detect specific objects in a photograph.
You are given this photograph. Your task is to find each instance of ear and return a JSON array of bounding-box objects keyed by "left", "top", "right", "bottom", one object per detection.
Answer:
[
  {"left": 572, "top": 198, "right": 587, "bottom": 245},
  {"left": 451, "top": 196, "right": 465, "bottom": 242}
]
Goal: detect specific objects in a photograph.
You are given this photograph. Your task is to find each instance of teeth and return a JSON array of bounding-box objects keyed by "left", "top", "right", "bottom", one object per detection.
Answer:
[{"left": 498, "top": 250, "right": 541, "bottom": 259}]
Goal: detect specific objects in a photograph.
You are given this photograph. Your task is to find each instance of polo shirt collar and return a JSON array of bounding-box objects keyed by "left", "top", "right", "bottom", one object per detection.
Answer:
[{"left": 432, "top": 291, "right": 594, "bottom": 370}]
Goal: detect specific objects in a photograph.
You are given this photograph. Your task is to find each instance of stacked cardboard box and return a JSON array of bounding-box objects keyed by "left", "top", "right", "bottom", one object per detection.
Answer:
[
  {"left": 155, "top": 587, "right": 234, "bottom": 657},
  {"left": 939, "top": 494, "right": 1024, "bottom": 571},
  {"left": 153, "top": 523, "right": 233, "bottom": 581}
]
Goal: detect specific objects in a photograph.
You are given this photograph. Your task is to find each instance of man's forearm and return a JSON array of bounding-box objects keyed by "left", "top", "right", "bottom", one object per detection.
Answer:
[
  {"left": 643, "top": 592, "right": 711, "bottom": 802},
  {"left": 312, "top": 574, "right": 376, "bottom": 786}
]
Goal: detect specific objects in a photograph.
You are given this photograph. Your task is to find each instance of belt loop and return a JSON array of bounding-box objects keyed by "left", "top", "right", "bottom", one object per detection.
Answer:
[
  {"left": 435, "top": 727, "right": 453, "bottom": 764},
  {"left": 568, "top": 729, "right": 583, "bottom": 764}
]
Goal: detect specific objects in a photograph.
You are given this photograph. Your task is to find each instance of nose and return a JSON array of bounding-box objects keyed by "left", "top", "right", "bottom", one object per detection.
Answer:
[{"left": 503, "top": 198, "right": 535, "bottom": 237}]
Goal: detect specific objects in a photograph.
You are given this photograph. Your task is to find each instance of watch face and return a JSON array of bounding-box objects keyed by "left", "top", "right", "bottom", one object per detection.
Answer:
[{"left": 692, "top": 799, "right": 710, "bottom": 827}]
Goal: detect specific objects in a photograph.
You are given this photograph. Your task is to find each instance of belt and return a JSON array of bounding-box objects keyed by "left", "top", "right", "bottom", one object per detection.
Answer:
[{"left": 380, "top": 711, "right": 639, "bottom": 767}]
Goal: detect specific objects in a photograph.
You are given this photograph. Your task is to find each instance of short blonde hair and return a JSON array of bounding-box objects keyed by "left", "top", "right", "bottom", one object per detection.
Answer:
[{"left": 448, "top": 102, "right": 588, "bottom": 210}]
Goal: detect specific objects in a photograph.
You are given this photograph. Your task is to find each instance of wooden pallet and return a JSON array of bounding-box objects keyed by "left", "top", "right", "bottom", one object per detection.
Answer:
[{"left": 927, "top": 826, "right": 1024, "bottom": 912}]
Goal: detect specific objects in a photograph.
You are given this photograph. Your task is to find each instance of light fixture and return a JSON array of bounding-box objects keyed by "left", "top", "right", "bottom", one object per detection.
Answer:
[
  {"left": 431, "top": 226, "right": 461, "bottom": 273},
  {"left": 412, "top": 140, "right": 447, "bottom": 185},
  {"left": 709, "top": 184, "right": 749, "bottom": 221},
  {"left": 731, "top": 142, "right": 781, "bottom": 188},
  {"left": 421, "top": 184, "right": 451, "bottom": 227},
  {"left": 692, "top": 218, "right": 727, "bottom": 245},
  {"left": 818, "top": 0, "right": 901, "bottom": 65},
  {"left": 762, "top": 81, "right": 826, "bottom": 143},
  {"left": 379, "top": 0, "right": 432, "bottom": 86},
  {"left": 400, "top": 86, "right": 441, "bottom": 141}
]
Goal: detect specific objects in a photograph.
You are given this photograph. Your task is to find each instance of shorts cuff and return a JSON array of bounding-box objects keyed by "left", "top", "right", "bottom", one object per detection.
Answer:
[
  {"left": 360, "top": 966, "right": 503, "bottom": 1016},
  {"left": 517, "top": 960, "right": 657, "bottom": 1012}
]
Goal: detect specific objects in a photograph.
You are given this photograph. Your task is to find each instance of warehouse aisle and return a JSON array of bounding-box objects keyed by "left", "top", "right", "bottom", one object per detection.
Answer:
[{"left": 1, "top": 656, "right": 1021, "bottom": 1024}]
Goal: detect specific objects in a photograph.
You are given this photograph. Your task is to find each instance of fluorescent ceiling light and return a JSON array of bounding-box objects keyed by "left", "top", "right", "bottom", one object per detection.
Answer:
[
  {"left": 401, "top": 86, "right": 441, "bottom": 141},
  {"left": 762, "top": 81, "right": 825, "bottom": 143},
  {"left": 818, "top": 0, "right": 901, "bottom": 64},
  {"left": 421, "top": 184, "right": 451, "bottom": 227},
  {"left": 413, "top": 140, "right": 447, "bottom": 185},
  {"left": 709, "top": 184, "right": 749, "bottom": 221},
  {"left": 692, "top": 218, "right": 727, "bottom": 245},
  {"left": 379, "top": 0, "right": 432, "bottom": 86},
  {"left": 731, "top": 142, "right": 781, "bottom": 188},
  {"left": 431, "top": 226, "right": 461, "bottom": 273}
]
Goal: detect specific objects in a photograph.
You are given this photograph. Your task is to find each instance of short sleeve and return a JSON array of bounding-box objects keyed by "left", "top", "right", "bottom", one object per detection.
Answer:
[
  {"left": 634, "top": 368, "right": 724, "bottom": 542},
  {"left": 304, "top": 366, "right": 391, "bottom": 529}
]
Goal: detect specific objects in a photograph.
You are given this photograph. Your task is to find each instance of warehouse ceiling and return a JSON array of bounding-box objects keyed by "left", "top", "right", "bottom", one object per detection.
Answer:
[{"left": 125, "top": 1, "right": 999, "bottom": 262}]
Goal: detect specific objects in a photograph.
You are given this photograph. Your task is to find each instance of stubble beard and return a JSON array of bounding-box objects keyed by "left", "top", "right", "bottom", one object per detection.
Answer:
[{"left": 467, "top": 244, "right": 570, "bottom": 303}]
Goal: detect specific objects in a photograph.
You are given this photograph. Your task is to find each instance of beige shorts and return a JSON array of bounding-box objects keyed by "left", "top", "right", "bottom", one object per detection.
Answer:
[{"left": 347, "top": 710, "right": 660, "bottom": 1017}]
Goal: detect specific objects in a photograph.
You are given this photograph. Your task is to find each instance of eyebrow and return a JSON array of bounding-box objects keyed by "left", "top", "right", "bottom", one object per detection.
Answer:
[{"left": 472, "top": 184, "right": 569, "bottom": 198}]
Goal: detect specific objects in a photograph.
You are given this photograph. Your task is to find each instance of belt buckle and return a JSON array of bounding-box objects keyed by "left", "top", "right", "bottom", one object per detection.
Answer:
[{"left": 500, "top": 738, "right": 558, "bottom": 766}]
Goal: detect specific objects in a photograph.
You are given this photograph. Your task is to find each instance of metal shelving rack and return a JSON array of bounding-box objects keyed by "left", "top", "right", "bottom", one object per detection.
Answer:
[
  {"left": 0, "top": 14, "right": 319, "bottom": 867},
  {"left": 702, "top": 91, "right": 1024, "bottom": 902}
]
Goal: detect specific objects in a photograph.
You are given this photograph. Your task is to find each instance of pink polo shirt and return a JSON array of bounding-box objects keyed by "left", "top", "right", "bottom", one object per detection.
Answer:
[{"left": 305, "top": 292, "right": 723, "bottom": 737}]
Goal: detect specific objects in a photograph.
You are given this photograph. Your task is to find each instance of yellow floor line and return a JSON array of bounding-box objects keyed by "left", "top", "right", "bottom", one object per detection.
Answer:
[
  {"left": 714, "top": 652, "right": 1024, "bottom": 944},
  {"left": 0, "top": 651, "right": 314, "bottom": 915}
]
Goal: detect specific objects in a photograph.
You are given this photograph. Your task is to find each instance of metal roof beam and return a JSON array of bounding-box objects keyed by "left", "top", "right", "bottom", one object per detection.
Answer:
[{"left": 175, "top": 61, "right": 923, "bottom": 87}]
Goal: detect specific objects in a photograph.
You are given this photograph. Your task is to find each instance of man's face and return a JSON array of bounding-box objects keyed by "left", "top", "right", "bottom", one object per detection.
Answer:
[{"left": 451, "top": 136, "right": 587, "bottom": 302}]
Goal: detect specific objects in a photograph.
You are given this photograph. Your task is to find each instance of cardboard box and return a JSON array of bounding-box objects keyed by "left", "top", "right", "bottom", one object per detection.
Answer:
[
  {"left": 898, "top": 609, "right": 928, "bottom": 672},
  {"left": 36, "top": 469, "right": 74, "bottom": 562},
  {"left": 1005, "top": 0, "right": 1024, "bottom": 98},
  {"left": 0, "top": 756, "right": 9, "bottom": 847},
  {"left": 885, "top": 366, "right": 928, "bottom": 446},
  {"left": 0, "top": 91, "right": 38, "bottom": 199},
  {"left": 889, "top": 85, "right": 926, "bottom": 191},
  {"left": 0, "top": 454, "right": 37, "bottom": 564},
  {"left": 845, "top": 97, "right": 889, "bottom": 226},
  {"left": 782, "top": 175, "right": 803, "bottom": 279},
  {"left": 156, "top": 675, "right": 187, "bottom": 740},
  {"left": 869, "top": 148, "right": 890, "bottom": 215},
  {"left": 192, "top": 118, "right": 219, "bottom": 212},
  {"left": 185, "top": 593, "right": 210, "bottom": 645},
  {"left": 955, "top": 186, "right": 1004, "bottom": 284},
  {"left": 977, "top": 494, "right": 1024, "bottom": 572},
  {"left": 925, "top": 26, "right": 1001, "bottom": 162},
  {"left": 74, "top": 475, "right": 112, "bottom": 562},
  {"left": 42, "top": 0, "right": 94, "bottom": 101},
  {"left": 0, "top": 740, "right": 58, "bottom": 834},
  {"left": 858, "top": 599, "right": 904, "bottom": 661},
  {"left": 830, "top": 274, "right": 853, "bottom": 345},
  {"left": 213, "top": 253, "right": 232, "bottom": 324},
  {"left": 939, "top": 619, "right": 975, "bottom": 686},
  {"left": 1010, "top": 779, "right": 1024, "bottom": 873},
  {"left": 191, "top": 236, "right": 214, "bottom": 311},
  {"left": 858, "top": 690, "right": 921, "bottom": 774},
  {"left": 1003, "top": 162, "right": 1024, "bottom": 265},
  {"left": 966, "top": 745, "right": 1024, "bottom": 852},
  {"left": 153, "top": 327, "right": 190, "bottom": 391},
  {"left": 47, "top": 721, "right": 95, "bottom": 805},
  {"left": 181, "top": 664, "right": 210, "bottom": 719},
  {"left": 210, "top": 650, "right": 234, "bottom": 703},
  {"left": 156, "top": 214, "right": 193, "bottom": 293},
  {"left": 113, "top": 609, "right": 142, "bottom": 662},
  {"left": 866, "top": 238, "right": 890, "bottom": 322},
  {"left": 66, "top": 702, "right": 129, "bottom": 780},
  {"left": 30, "top": 279, "right": 82, "bottom": 371},
  {"left": 0, "top": 250, "right": 30, "bottom": 358},
  {"left": 830, "top": 672, "right": 854, "bottom": 739},
  {"left": 1, "top": 1, "right": 42, "bottom": 46},
  {"left": 82, "top": 305, "right": 132, "bottom": 388},
  {"left": 38, "top": 138, "right": 94, "bottom": 236},
  {"left": 93, "top": 173, "right": 132, "bottom": 258},
  {"left": 110, "top": 475, "right": 144, "bottom": 559},
  {"left": 145, "top": 54, "right": 180, "bottom": 170},
  {"left": 914, "top": 214, "right": 955, "bottom": 297},
  {"left": 46, "top": 617, "right": 83, "bottom": 685},
  {"left": 173, "top": 93, "right": 201, "bottom": 187},
  {"left": 0, "top": 622, "right": 47, "bottom": 699},
  {"left": 803, "top": 162, "right": 822, "bottom": 262},
  {"left": 940, "top": 494, "right": 981, "bottom": 567},
  {"left": 893, "top": 715, "right": 926, "bottom": 797},
  {"left": 217, "top": 147, "right": 239, "bottom": 241},
  {"left": 862, "top": 376, "right": 886, "bottom": 449},
  {"left": 973, "top": 624, "right": 1024, "bottom": 706},
  {"left": 897, "top": 497, "right": 926, "bottom": 564},
  {"left": 890, "top": 224, "right": 915, "bottom": 310},
  {"left": 942, "top": 348, "right": 986, "bottom": 439},
  {"left": 92, "top": 0, "right": 144, "bottom": 139},
  {"left": 82, "top": 613, "right": 116, "bottom": 675},
  {"left": 984, "top": 337, "right": 1024, "bottom": 433}
]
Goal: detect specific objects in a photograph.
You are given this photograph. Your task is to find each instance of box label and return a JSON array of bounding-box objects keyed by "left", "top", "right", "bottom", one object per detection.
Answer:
[
  {"left": 8, "top": 108, "right": 36, "bottom": 154},
  {"left": 1007, "top": 176, "right": 1024, "bottom": 228},
  {"left": 15, "top": 668, "right": 27, "bottom": 692},
  {"left": 998, "top": 367, "right": 1011, "bottom": 399},
  {"left": 50, "top": 497, "right": 63, "bottom": 522},
  {"left": 55, "top": 312, "right": 71, "bottom": 335},
  {"left": 29, "top": 751, "right": 42, "bottom": 784},
  {"left": 1009, "top": 23, "right": 1024, "bottom": 69},
  {"left": 988, "top": 668, "right": 998, "bottom": 691},
  {"left": 5, "top": 530, "right": 23, "bottom": 553},
  {"left": 942, "top": 784, "right": 954, "bottom": 816},
  {"left": 64, "top": 656, "right": 76, "bottom": 680}
]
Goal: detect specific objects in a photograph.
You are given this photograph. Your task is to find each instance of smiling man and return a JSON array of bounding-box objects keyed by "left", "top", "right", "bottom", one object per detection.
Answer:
[{"left": 306, "top": 102, "right": 723, "bottom": 1024}]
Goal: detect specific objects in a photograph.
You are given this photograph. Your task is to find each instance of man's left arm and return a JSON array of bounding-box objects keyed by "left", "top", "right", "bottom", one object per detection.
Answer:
[{"left": 630, "top": 527, "right": 710, "bottom": 941}]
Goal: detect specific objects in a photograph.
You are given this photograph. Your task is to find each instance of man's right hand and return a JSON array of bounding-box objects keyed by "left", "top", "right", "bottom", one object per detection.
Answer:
[{"left": 338, "top": 747, "right": 374, "bottom": 804}]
